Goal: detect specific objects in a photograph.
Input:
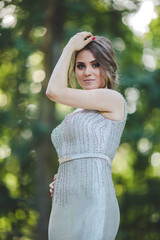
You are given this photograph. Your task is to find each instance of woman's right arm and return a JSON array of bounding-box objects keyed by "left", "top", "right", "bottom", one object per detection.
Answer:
[{"left": 46, "top": 31, "right": 93, "bottom": 98}]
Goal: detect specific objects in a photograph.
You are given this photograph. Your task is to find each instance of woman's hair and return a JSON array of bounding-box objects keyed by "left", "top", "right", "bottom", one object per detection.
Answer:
[{"left": 68, "top": 36, "right": 119, "bottom": 90}]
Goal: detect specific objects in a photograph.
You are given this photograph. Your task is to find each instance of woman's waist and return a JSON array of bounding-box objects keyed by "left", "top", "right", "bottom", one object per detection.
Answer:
[
  {"left": 58, "top": 152, "right": 112, "bottom": 167},
  {"left": 54, "top": 158, "right": 115, "bottom": 201},
  {"left": 56, "top": 157, "right": 113, "bottom": 186}
]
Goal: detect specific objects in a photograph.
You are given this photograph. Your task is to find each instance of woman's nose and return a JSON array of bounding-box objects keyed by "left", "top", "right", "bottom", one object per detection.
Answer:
[{"left": 84, "top": 66, "right": 92, "bottom": 76}]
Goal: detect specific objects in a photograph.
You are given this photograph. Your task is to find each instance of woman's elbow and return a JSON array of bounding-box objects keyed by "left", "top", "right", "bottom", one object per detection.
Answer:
[{"left": 46, "top": 89, "right": 56, "bottom": 100}]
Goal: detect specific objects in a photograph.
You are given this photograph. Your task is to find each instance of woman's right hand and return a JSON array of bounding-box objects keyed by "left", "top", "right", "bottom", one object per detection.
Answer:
[
  {"left": 49, "top": 174, "right": 57, "bottom": 198},
  {"left": 65, "top": 31, "right": 94, "bottom": 52}
]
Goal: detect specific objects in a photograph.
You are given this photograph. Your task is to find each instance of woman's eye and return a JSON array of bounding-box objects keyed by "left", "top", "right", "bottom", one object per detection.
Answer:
[
  {"left": 77, "top": 64, "right": 84, "bottom": 69},
  {"left": 93, "top": 63, "right": 100, "bottom": 68}
]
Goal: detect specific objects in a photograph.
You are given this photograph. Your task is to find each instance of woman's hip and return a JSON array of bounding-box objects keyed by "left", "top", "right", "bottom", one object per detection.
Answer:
[{"left": 53, "top": 157, "right": 116, "bottom": 206}]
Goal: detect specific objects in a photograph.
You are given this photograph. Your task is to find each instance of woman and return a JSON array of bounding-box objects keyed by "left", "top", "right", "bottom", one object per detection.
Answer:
[{"left": 46, "top": 31, "right": 128, "bottom": 240}]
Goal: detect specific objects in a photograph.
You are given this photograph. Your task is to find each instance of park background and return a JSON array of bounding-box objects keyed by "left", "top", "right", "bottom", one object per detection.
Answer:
[{"left": 0, "top": 0, "right": 160, "bottom": 239}]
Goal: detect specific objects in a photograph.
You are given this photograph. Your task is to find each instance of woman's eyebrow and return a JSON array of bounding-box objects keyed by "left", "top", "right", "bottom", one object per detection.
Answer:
[
  {"left": 76, "top": 59, "right": 97, "bottom": 64},
  {"left": 90, "top": 59, "right": 97, "bottom": 63},
  {"left": 76, "top": 62, "right": 84, "bottom": 64}
]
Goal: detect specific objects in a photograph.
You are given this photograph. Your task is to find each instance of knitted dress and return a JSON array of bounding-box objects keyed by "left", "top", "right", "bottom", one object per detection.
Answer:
[{"left": 48, "top": 97, "right": 128, "bottom": 240}]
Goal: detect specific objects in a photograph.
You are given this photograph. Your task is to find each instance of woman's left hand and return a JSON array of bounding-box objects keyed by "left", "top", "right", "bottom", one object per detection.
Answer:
[
  {"left": 49, "top": 174, "right": 57, "bottom": 198},
  {"left": 65, "top": 31, "right": 95, "bottom": 52}
]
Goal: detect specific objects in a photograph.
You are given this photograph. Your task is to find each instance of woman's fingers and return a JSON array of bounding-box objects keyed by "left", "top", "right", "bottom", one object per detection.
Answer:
[
  {"left": 49, "top": 182, "right": 54, "bottom": 188},
  {"left": 84, "top": 35, "right": 94, "bottom": 44},
  {"left": 53, "top": 174, "right": 57, "bottom": 181},
  {"left": 49, "top": 174, "right": 57, "bottom": 198},
  {"left": 67, "top": 31, "right": 94, "bottom": 52},
  {"left": 83, "top": 32, "right": 92, "bottom": 40},
  {"left": 50, "top": 188, "right": 53, "bottom": 193},
  {"left": 77, "top": 31, "right": 92, "bottom": 40},
  {"left": 49, "top": 183, "right": 54, "bottom": 198}
]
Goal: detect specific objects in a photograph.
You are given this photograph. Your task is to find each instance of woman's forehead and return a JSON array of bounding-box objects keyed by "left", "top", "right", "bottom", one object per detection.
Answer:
[{"left": 76, "top": 49, "right": 96, "bottom": 62}]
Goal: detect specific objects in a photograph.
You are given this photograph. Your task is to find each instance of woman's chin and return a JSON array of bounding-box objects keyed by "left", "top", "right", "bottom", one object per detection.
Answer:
[
  {"left": 83, "top": 86, "right": 97, "bottom": 90},
  {"left": 81, "top": 84, "right": 99, "bottom": 90}
]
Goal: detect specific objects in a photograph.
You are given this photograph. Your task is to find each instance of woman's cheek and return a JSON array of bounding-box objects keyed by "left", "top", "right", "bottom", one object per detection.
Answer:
[{"left": 76, "top": 71, "right": 82, "bottom": 81}]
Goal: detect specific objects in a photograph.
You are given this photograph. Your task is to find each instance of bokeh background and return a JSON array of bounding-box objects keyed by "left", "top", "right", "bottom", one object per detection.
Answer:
[{"left": 0, "top": 0, "right": 160, "bottom": 239}]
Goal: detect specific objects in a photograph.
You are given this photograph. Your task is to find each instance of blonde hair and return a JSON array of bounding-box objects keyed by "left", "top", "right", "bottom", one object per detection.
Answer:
[{"left": 68, "top": 36, "right": 119, "bottom": 90}]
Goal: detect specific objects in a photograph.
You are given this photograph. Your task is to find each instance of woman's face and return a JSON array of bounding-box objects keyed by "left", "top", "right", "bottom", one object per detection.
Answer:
[{"left": 75, "top": 49, "right": 107, "bottom": 90}]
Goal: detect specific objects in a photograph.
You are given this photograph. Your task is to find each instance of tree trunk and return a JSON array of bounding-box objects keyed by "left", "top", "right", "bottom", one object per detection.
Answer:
[{"left": 35, "top": 0, "right": 66, "bottom": 239}]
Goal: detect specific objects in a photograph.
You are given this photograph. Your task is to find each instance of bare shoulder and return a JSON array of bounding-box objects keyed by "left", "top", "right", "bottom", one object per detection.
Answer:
[{"left": 99, "top": 91, "right": 126, "bottom": 121}]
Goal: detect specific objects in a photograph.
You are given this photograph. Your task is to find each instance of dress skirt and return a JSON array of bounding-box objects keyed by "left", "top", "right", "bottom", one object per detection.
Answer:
[{"left": 48, "top": 157, "right": 120, "bottom": 240}]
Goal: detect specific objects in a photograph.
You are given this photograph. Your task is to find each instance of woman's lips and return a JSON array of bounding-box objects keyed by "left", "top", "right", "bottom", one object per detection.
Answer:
[{"left": 84, "top": 79, "right": 95, "bottom": 83}]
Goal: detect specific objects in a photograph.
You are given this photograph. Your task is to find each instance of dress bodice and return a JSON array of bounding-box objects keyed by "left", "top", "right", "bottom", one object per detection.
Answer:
[{"left": 51, "top": 98, "right": 128, "bottom": 162}]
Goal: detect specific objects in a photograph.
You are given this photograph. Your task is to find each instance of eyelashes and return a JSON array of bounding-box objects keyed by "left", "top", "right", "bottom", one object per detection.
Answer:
[
  {"left": 93, "top": 63, "right": 100, "bottom": 67},
  {"left": 76, "top": 64, "right": 84, "bottom": 69},
  {"left": 76, "top": 62, "right": 100, "bottom": 69}
]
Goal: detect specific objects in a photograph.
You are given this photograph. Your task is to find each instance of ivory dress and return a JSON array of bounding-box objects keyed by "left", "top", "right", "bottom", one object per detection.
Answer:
[{"left": 48, "top": 97, "right": 128, "bottom": 240}]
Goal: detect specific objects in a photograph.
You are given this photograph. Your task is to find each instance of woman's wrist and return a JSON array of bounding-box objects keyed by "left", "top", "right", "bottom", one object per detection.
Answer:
[{"left": 63, "top": 43, "right": 75, "bottom": 54}]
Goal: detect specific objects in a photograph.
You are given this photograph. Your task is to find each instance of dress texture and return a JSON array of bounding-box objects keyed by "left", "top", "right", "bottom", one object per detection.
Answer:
[{"left": 48, "top": 97, "right": 128, "bottom": 240}]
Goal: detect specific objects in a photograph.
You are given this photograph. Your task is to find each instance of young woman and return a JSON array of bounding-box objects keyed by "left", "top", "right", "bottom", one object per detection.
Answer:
[{"left": 46, "top": 31, "right": 128, "bottom": 240}]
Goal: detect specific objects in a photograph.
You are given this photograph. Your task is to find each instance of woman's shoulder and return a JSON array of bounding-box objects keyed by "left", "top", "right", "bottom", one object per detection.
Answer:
[{"left": 99, "top": 90, "right": 127, "bottom": 122}]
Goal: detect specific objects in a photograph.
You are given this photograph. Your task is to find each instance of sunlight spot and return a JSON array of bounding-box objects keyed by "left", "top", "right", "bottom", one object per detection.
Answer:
[
  {"left": 142, "top": 48, "right": 157, "bottom": 71},
  {"left": 32, "top": 26, "right": 47, "bottom": 38},
  {"left": 25, "top": 104, "right": 38, "bottom": 119},
  {"left": 151, "top": 213, "right": 160, "bottom": 223},
  {"left": 137, "top": 138, "right": 152, "bottom": 154},
  {"left": 32, "top": 70, "right": 46, "bottom": 82},
  {"left": 151, "top": 152, "right": 160, "bottom": 167},
  {"left": 125, "top": 87, "right": 140, "bottom": 114},
  {"left": 30, "top": 82, "right": 42, "bottom": 93},
  {"left": 21, "top": 129, "right": 32, "bottom": 140},
  {"left": 0, "top": 217, "right": 11, "bottom": 231},
  {"left": 1, "top": 14, "right": 17, "bottom": 28},
  {"left": 113, "top": 0, "right": 137, "bottom": 11},
  {"left": 125, "top": 87, "right": 140, "bottom": 102},
  {"left": 0, "top": 92, "right": 8, "bottom": 107},
  {"left": 113, "top": 37, "right": 126, "bottom": 51},
  {"left": 122, "top": 1, "right": 157, "bottom": 37},
  {"left": 0, "top": 145, "right": 11, "bottom": 159},
  {"left": 18, "top": 83, "right": 28, "bottom": 94},
  {"left": 27, "top": 51, "right": 44, "bottom": 66},
  {"left": 0, "top": 4, "right": 16, "bottom": 18},
  {"left": 3, "top": 173, "right": 18, "bottom": 191},
  {"left": 0, "top": 4, "right": 17, "bottom": 28},
  {"left": 0, "top": 2, "right": 5, "bottom": 9},
  {"left": 124, "top": 0, "right": 137, "bottom": 10}
]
